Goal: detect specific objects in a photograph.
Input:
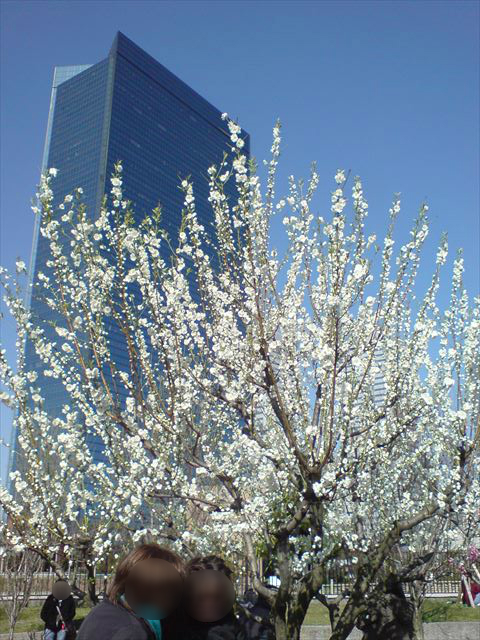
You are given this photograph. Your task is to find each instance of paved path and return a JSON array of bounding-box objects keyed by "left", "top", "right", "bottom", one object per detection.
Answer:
[
  {"left": 300, "top": 622, "right": 480, "bottom": 640},
  {"left": 3, "top": 622, "right": 479, "bottom": 640}
]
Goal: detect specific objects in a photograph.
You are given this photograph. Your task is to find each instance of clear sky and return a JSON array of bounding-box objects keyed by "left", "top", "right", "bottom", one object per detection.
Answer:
[{"left": 0, "top": 0, "right": 479, "bottom": 484}]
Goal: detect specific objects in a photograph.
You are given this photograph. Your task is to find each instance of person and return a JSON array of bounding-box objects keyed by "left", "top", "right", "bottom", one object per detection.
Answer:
[
  {"left": 41, "top": 579, "right": 76, "bottom": 640},
  {"left": 461, "top": 570, "right": 480, "bottom": 606},
  {"left": 182, "top": 555, "right": 246, "bottom": 640},
  {"left": 237, "top": 585, "right": 276, "bottom": 640},
  {"left": 77, "top": 543, "right": 184, "bottom": 640}
]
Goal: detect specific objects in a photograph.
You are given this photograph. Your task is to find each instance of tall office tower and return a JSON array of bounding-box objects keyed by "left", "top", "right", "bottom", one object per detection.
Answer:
[{"left": 10, "top": 32, "right": 249, "bottom": 472}]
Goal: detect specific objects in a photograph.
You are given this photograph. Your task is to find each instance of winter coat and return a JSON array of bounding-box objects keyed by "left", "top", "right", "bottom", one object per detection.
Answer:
[
  {"left": 41, "top": 594, "right": 76, "bottom": 632},
  {"left": 77, "top": 599, "right": 154, "bottom": 640},
  {"left": 181, "top": 611, "right": 247, "bottom": 640},
  {"left": 77, "top": 599, "right": 181, "bottom": 640}
]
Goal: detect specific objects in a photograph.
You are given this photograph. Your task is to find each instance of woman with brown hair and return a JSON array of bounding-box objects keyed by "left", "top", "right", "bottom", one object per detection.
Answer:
[{"left": 77, "top": 543, "right": 184, "bottom": 640}]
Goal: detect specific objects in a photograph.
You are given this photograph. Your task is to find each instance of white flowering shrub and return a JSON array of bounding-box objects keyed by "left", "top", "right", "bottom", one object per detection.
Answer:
[{"left": 1, "top": 119, "right": 478, "bottom": 639}]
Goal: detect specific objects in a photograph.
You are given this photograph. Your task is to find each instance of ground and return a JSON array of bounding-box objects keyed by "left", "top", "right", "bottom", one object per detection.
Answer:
[{"left": 0, "top": 599, "right": 478, "bottom": 633}]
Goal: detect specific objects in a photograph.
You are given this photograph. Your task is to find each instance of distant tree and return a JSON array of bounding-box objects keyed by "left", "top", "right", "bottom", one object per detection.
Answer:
[{"left": 0, "top": 547, "right": 42, "bottom": 640}]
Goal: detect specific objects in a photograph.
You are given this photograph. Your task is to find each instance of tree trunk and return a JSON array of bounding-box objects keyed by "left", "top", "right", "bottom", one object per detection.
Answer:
[
  {"left": 286, "top": 626, "right": 301, "bottom": 640},
  {"left": 272, "top": 536, "right": 305, "bottom": 640},
  {"left": 274, "top": 616, "right": 301, "bottom": 640},
  {"left": 272, "top": 587, "right": 307, "bottom": 640},
  {"left": 412, "top": 607, "right": 424, "bottom": 640},
  {"left": 85, "top": 561, "right": 98, "bottom": 606},
  {"left": 328, "top": 589, "right": 364, "bottom": 640},
  {"left": 410, "top": 582, "right": 425, "bottom": 640},
  {"left": 329, "top": 618, "right": 357, "bottom": 640},
  {"left": 274, "top": 617, "right": 289, "bottom": 640},
  {"left": 8, "top": 615, "right": 17, "bottom": 640},
  {"left": 354, "top": 592, "right": 416, "bottom": 640}
]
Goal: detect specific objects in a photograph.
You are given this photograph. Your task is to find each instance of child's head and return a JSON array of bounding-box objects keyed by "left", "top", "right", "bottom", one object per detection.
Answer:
[
  {"left": 184, "top": 555, "right": 235, "bottom": 623},
  {"left": 108, "top": 543, "right": 184, "bottom": 619}
]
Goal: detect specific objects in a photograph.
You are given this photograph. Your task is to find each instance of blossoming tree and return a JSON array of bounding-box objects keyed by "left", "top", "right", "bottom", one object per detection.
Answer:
[
  {"left": 1, "top": 118, "right": 478, "bottom": 639},
  {"left": 0, "top": 307, "right": 173, "bottom": 603}
]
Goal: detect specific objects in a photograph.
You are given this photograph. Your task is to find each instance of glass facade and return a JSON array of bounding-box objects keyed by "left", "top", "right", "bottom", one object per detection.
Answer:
[{"left": 11, "top": 32, "right": 249, "bottom": 473}]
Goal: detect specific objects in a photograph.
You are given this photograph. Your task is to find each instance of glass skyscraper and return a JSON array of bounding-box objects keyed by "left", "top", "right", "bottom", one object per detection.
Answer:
[{"left": 10, "top": 32, "right": 249, "bottom": 473}]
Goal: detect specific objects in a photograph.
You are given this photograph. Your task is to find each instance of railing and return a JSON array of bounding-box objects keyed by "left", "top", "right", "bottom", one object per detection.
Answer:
[
  {"left": 405, "top": 579, "right": 461, "bottom": 598},
  {"left": 0, "top": 572, "right": 462, "bottom": 600},
  {"left": 0, "top": 571, "right": 108, "bottom": 601},
  {"left": 315, "top": 580, "right": 461, "bottom": 598}
]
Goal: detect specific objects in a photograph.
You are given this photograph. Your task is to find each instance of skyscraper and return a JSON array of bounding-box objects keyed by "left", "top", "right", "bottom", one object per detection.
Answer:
[{"left": 10, "top": 32, "right": 249, "bottom": 473}]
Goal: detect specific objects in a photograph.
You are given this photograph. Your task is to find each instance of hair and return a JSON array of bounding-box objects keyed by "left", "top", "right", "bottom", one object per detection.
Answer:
[
  {"left": 185, "top": 555, "right": 233, "bottom": 580},
  {"left": 107, "top": 543, "right": 185, "bottom": 603}
]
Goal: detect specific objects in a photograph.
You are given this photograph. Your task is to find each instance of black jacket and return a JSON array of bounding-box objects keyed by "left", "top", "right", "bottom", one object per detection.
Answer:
[
  {"left": 182, "top": 611, "right": 246, "bottom": 640},
  {"left": 41, "top": 594, "right": 76, "bottom": 632}
]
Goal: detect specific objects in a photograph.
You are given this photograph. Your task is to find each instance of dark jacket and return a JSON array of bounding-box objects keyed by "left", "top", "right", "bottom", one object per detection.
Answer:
[
  {"left": 77, "top": 599, "right": 155, "bottom": 640},
  {"left": 182, "top": 611, "right": 246, "bottom": 640},
  {"left": 77, "top": 599, "right": 182, "bottom": 640},
  {"left": 41, "top": 594, "right": 76, "bottom": 632}
]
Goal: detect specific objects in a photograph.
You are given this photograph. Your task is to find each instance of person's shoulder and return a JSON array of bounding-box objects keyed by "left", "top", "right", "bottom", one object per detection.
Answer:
[
  {"left": 84, "top": 599, "right": 129, "bottom": 618},
  {"left": 78, "top": 600, "right": 134, "bottom": 632},
  {"left": 78, "top": 603, "right": 149, "bottom": 640},
  {"left": 42, "top": 594, "right": 55, "bottom": 608},
  {"left": 207, "top": 628, "right": 244, "bottom": 640},
  {"left": 206, "top": 615, "right": 246, "bottom": 640}
]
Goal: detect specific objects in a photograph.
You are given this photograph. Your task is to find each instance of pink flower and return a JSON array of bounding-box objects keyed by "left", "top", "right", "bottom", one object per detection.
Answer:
[{"left": 468, "top": 545, "right": 479, "bottom": 563}]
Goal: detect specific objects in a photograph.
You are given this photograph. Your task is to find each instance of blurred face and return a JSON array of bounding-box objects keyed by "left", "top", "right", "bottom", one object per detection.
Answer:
[
  {"left": 52, "top": 581, "right": 71, "bottom": 600},
  {"left": 185, "top": 570, "right": 235, "bottom": 623},
  {"left": 123, "top": 558, "right": 183, "bottom": 619}
]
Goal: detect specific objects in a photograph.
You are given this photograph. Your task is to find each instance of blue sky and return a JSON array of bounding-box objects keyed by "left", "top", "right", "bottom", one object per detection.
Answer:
[{"left": 0, "top": 0, "right": 479, "bottom": 484}]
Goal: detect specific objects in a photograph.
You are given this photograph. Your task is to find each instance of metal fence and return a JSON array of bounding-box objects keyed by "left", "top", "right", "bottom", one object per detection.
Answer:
[
  {"left": 313, "top": 578, "right": 461, "bottom": 598},
  {"left": 0, "top": 571, "right": 462, "bottom": 601},
  {"left": 0, "top": 571, "right": 108, "bottom": 601}
]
